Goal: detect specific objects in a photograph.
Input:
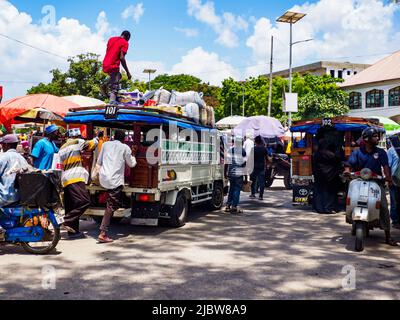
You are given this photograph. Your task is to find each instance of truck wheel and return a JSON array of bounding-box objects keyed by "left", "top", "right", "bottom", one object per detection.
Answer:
[
  {"left": 355, "top": 222, "right": 365, "bottom": 252},
  {"left": 351, "top": 223, "right": 356, "bottom": 236},
  {"left": 209, "top": 183, "right": 224, "bottom": 211},
  {"left": 169, "top": 193, "right": 188, "bottom": 228}
]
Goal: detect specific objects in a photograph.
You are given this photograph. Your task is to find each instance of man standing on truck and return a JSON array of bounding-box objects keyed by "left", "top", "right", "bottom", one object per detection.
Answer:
[
  {"left": 101, "top": 31, "right": 132, "bottom": 103},
  {"left": 58, "top": 129, "right": 101, "bottom": 239},
  {"left": 97, "top": 130, "right": 137, "bottom": 244}
]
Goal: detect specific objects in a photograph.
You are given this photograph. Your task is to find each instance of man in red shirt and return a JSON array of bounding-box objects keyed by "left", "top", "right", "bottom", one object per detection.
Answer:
[{"left": 102, "top": 31, "right": 132, "bottom": 103}]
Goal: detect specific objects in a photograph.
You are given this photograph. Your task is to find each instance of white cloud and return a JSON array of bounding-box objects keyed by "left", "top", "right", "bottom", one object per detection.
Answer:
[
  {"left": 95, "top": 11, "right": 111, "bottom": 37},
  {"left": 0, "top": 1, "right": 159, "bottom": 100},
  {"left": 245, "top": 0, "right": 400, "bottom": 78},
  {"left": 174, "top": 27, "right": 199, "bottom": 38},
  {"left": 187, "top": 0, "right": 248, "bottom": 48},
  {"left": 122, "top": 3, "right": 145, "bottom": 24},
  {"left": 170, "top": 47, "right": 240, "bottom": 85}
]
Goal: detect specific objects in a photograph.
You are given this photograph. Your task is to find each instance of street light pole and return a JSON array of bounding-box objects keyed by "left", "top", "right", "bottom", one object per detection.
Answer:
[
  {"left": 242, "top": 85, "right": 245, "bottom": 117},
  {"left": 289, "top": 21, "right": 293, "bottom": 127},
  {"left": 268, "top": 35, "right": 274, "bottom": 117},
  {"left": 143, "top": 69, "right": 157, "bottom": 91},
  {"left": 277, "top": 11, "right": 307, "bottom": 128}
]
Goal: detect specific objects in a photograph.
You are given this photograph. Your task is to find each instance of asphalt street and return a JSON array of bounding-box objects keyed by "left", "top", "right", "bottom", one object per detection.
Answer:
[{"left": 1, "top": 180, "right": 400, "bottom": 300}]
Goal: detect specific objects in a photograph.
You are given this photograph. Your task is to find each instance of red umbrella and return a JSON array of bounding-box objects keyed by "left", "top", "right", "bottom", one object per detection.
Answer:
[{"left": 0, "top": 94, "right": 80, "bottom": 130}]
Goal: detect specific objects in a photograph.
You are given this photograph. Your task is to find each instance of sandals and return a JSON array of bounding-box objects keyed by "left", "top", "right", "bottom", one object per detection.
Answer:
[
  {"left": 98, "top": 234, "right": 114, "bottom": 244},
  {"left": 225, "top": 206, "right": 231, "bottom": 213}
]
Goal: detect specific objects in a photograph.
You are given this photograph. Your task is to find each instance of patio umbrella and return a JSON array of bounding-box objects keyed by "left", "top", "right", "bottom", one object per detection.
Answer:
[
  {"left": 0, "top": 94, "right": 80, "bottom": 130},
  {"left": 216, "top": 116, "right": 246, "bottom": 129},
  {"left": 233, "top": 116, "right": 285, "bottom": 138},
  {"left": 62, "top": 95, "right": 106, "bottom": 108},
  {"left": 368, "top": 116, "right": 400, "bottom": 133},
  {"left": 14, "top": 108, "right": 63, "bottom": 122}
]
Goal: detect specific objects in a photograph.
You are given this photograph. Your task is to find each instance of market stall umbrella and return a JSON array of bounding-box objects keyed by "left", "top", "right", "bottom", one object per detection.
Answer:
[
  {"left": 0, "top": 94, "right": 80, "bottom": 130},
  {"left": 216, "top": 116, "right": 246, "bottom": 129},
  {"left": 62, "top": 95, "right": 106, "bottom": 108},
  {"left": 14, "top": 108, "right": 64, "bottom": 122},
  {"left": 368, "top": 116, "right": 400, "bottom": 134},
  {"left": 233, "top": 116, "right": 285, "bottom": 138}
]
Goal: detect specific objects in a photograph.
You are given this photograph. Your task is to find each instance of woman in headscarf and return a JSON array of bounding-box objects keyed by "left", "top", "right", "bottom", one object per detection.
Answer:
[{"left": 312, "top": 139, "right": 344, "bottom": 214}]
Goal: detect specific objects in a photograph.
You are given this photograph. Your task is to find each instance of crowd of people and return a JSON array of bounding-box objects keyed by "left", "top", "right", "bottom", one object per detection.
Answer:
[{"left": 0, "top": 125, "right": 138, "bottom": 244}]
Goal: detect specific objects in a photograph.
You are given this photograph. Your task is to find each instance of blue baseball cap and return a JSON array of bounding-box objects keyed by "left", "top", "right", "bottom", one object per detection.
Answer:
[{"left": 45, "top": 124, "right": 59, "bottom": 135}]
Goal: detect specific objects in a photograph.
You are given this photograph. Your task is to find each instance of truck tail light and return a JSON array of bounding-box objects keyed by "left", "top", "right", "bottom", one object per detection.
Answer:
[
  {"left": 136, "top": 194, "right": 155, "bottom": 202},
  {"left": 346, "top": 198, "right": 351, "bottom": 206},
  {"left": 376, "top": 201, "right": 381, "bottom": 210}
]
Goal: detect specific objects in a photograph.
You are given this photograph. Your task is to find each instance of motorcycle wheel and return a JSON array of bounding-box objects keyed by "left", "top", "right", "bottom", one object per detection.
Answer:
[
  {"left": 21, "top": 216, "right": 61, "bottom": 255},
  {"left": 355, "top": 222, "right": 365, "bottom": 252}
]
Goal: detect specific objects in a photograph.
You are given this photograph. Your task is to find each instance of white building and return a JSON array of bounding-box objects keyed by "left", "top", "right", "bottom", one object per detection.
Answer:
[
  {"left": 341, "top": 51, "right": 400, "bottom": 119},
  {"left": 265, "top": 61, "right": 370, "bottom": 80}
]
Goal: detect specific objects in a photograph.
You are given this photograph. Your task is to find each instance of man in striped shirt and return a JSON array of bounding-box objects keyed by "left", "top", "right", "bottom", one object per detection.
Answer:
[{"left": 59, "top": 129, "right": 101, "bottom": 239}]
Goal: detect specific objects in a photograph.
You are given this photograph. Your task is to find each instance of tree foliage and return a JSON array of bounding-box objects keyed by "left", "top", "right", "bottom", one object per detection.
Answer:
[
  {"left": 218, "top": 73, "right": 349, "bottom": 122},
  {"left": 27, "top": 53, "right": 131, "bottom": 100}
]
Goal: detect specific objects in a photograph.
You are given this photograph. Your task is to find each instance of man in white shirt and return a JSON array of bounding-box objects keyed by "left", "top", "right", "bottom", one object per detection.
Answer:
[{"left": 97, "top": 129, "right": 137, "bottom": 243}]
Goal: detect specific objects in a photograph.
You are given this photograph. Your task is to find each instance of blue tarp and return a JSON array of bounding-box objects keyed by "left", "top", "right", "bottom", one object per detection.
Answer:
[
  {"left": 290, "top": 123, "right": 386, "bottom": 135},
  {"left": 64, "top": 109, "right": 214, "bottom": 132}
]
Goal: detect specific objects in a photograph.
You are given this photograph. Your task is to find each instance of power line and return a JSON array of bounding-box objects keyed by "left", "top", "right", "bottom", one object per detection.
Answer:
[{"left": 0, "top": 33, "right": 68, "bottom": 60}]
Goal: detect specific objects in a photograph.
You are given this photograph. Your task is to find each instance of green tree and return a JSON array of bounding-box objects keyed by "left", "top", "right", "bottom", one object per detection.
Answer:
[
  {"left": 218, "top": 73, "right": 349, "bottom": 122},
  {"left": 28, "top": 53, "right": 132, "bottom": 100}
]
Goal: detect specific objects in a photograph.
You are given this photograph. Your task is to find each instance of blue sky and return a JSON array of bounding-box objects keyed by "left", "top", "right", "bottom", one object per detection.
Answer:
[
  {"left": 1, "top": 0, "right": 400, "bottom": 99},
  {"left": 8, "top": 0, "right": 307, "bottom": 67}
]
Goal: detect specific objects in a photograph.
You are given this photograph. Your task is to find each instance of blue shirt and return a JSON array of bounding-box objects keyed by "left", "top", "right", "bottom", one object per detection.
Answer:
[
  {"left": 0, "top": 150, "right": 29, "bottom": 206},
  {"left": 348, "top": 146, "right": 389, "bottom": 176},
  {"left": 387, "top": 147, "right": 399, "bottom": 176},
  {"left": 31, "top": 138, "right": 59, "bottom": 170}
]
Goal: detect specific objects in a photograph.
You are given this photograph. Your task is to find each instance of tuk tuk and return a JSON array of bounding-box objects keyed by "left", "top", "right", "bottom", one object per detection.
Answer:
[
  {"left": 290, "top": 116, "right": 385, "bottom": 206},
  {"left": 63, "top": 105, "right": 226, "bottom": 228}
]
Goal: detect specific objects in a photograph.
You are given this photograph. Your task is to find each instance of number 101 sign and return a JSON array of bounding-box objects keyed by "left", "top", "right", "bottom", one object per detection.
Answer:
[{"left": 105, "top": 105, "right": 118, "bottom": 119}]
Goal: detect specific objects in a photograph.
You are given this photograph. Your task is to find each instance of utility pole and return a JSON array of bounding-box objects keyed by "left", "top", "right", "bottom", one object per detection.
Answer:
[
  {"left": 242, "top": 85, "right": 245, "bottom": 117},
  {"left": 268, "top": 35, "right": 274, "bottom": 117}
]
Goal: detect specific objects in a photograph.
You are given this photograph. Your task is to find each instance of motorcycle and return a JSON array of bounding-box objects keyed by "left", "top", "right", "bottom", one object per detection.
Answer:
[
  {"left": 0, "top": 204, "right": 63, "bottom": 254},
  {"left": 345, "top": 168, "right": 383, "bottom": 252},
  {"left": 265, "top": 153, "right": 292, "bottom": 190}
]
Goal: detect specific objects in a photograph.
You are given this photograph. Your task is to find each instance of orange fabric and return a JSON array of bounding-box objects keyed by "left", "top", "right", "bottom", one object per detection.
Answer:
[{"left": 0, "top": 94, "right": 80, "bottom": 129}]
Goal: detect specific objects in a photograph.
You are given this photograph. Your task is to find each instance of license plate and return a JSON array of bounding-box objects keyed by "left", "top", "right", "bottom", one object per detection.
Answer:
[
  {"left": 55, "top": 215, "right": 65, "bottom": 225},
  {"left": 105, "top": 105, "right": 118, "bottom": 119}
]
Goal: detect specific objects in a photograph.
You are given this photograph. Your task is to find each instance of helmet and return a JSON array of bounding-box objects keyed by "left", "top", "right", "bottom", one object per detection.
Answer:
[{"left": 362, "top": 127, "right": 379, "bottom": 141}]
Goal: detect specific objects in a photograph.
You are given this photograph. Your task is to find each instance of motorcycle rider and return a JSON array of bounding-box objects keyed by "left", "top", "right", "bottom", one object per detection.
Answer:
[
  {"left": 0, "top": 134, "right": 29, "bottom": 241},
  {"left": 344, "top": 127, "right": 397, "bottom": 247}
]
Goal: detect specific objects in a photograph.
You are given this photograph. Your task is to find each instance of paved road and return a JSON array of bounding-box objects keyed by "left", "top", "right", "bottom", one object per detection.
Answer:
[{"left": 1, "top": 180, "right": 400, "bottom": 300}]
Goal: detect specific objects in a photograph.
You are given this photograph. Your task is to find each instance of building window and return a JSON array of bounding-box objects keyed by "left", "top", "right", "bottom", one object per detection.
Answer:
[
  {"left": 338, "top": 70, "right": 343, "bottom": 79},
  {"left": 366, "top": 89, "right": 384, "bottom": 108},
  {"left": 349, "top": 92, "right": 362, "bottom": 110},
  {"left": 389, "top": 86, "right": 400, "bottom": 107},
  {"left": 330, "top": 70, "right": 335, "bottom": 78}
]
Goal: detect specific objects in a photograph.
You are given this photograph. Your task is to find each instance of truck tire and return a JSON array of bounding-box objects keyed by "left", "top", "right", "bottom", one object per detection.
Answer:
[
  {"left": 209, "top": 182, "right": 224, "bottom": 211},
  {"left": 355, "top": 222, "right": 365, "bottom": 252},
  {"left": 169, "top": 193, "right": 188, "bottom": 228}
]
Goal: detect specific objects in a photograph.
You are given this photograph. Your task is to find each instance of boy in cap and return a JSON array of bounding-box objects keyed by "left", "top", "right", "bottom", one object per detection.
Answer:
[
  {"left": 0, "top": 135, "right": 29, "bottom": 240},
  {"left": 31, "top": 124, "right": 60, "bottom": 170}
]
